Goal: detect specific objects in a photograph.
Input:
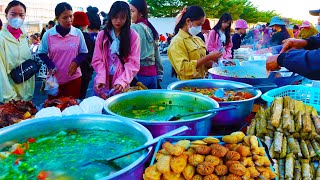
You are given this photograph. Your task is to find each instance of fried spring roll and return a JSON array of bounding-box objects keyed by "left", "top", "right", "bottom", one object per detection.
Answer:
[
  {"left": 294, "top": 100, "right": 305, "bottom": 115},
  {"left": 265, "top": 107, "right": 271, "bottom": 120},
  {"left": 283, "top": 108, "right": 292, "bottom": 131},
  {"left": 312, "top": 139, "right": 320, "bottom": 155},
  {"left": 284, "top": 96, "right": 294, "bottom": 112},
  {"left": 269, "top": 141, "right": 276, "bottom": 159},
  {"left": 271, "top": 97, "right": 283, "bottom": 128},
  {"left": 300, "top": 140, "right": 310, "bottom": 159},
  {"left": 294, "top": 160, "right": 302, "bottom": 180},
  {"left": 247, "top": 118, "right": 256, "bottom": 135},
  {"left": 295, "top": 139, "right": 303, "bottom": 158},
  {"left": 276, "top": 117, "right": 284, "bottom": 133},
  {"left": 306, "top": 140, "right": 317, "bottom": 158},
  {"left": 273, "top": 159, "right": 279, "bottom": 178},
  {"left": 288, "top": 136, "right": 299, "bottom": 154},
  {"left": 274, "top": 131, "right": 284, "bottom": 153},
  {"left": 301, "top": 159, "right": 311, "bottom": 179},
  {"left": 257, "top": 108, "right": 268, "bottom": 136},
  {"left": 302, "top": 113, "right": 312, "bottom": 133},
  {"left": 285, "top": 153, "right": 294, "bottom": 178},
  {"left": 305, "top": 105, "right": 314, "bottom": 114},
  {"left": 279, "top": 159, "right": 285, "bottom": 180},
  {"left": 264, "top": 136, "right": 273, "bottom": 150},
  {"left": 295, "top": 111, "right": 303, "bottom": 132},
  {"left": 280, "top": 136, "right": 287, "bottom": 158},
  {"left": 312, "top": 115, "right": 320, "bottom": 134},
  {"left": 312, "top": 107, "right": 318, "bottom": 117}
]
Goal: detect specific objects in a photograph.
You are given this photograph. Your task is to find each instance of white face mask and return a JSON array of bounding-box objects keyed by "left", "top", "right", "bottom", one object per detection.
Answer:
[
  {"left": 188, "top": 23, "right": 201, "bottom": 36},
  {"left": 8, "top": 17, "right": 24, "bottom": 29}
]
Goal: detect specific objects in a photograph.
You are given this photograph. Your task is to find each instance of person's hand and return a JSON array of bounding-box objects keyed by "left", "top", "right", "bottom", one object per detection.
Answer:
[
  {"left": 113, "top": 84, "right": 124, "bottom": 94},
  {"left": 266, "top": 55, "right": 281, "bottom": 71},
  {"left": 208, "top": 51, "right": 223, "bottom": 61},
  {"left": 95, "top": 83, "right": 107, "bottom": 99},
  {"left": 47, "top": 68, "right": 56, "bottom": 76},
  {"left": 280, "top": 38, "right": 308, "bottom": 53},
  {"left": 68, "top": 61, "right": 78, "bottom": 76}
]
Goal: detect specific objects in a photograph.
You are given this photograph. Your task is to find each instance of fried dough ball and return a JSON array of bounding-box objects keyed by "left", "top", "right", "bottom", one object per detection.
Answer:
[
  {"left": 222, "top": 132, "right": 245, "bottom": 144},
  {"left": 176, "top": 140, "right": 191, "bottom": 150},
  {"left": 183, "top": 164, "right": 196, "bottom": 180},
  {"left": 204, "top": 155, "right": 220, "bottom": 166},
  {"left": 220, "top": 176, "right": 227, "bottom": 180},
  {"left": 202, "top": 137, "right": 220, "bottom": 144},
  {"left": 203, "top": 174, "right": 219, "bottom": 180},
  {"left": 183, "top": 147, "right": 196, "bottom": 156},
  {"left": 159, "top": 148, "right": 169, "bottom": 155},
  {"left": 243, "top": 136, "right": 251, "bottom": 147},
  {"left": 251, "top": 147, "right": 265, "bottom": 156},
  {"left": 188, "top": 154, "right": 205, "bottom": 166},
  {"left": 253, "top": 155, "right": 271, "bottom": 166},
  {"left": 162, "top": 142, "right": 184, "bottom": 156},
  {"left": 170, "top": 154, "right": 188, "bottom": 174},
  {"left": 225, "top": 151, "right": 241, "bottom": 161},
  {"left": 210, "top": 144, "right": 228, "bottom": 158},
  {"left": 196, "top": 162, "right": 215, "bottom": 176},
  {"left": 226, "top": 174, "right": 242, "bottom": 180},
  {"left": 225, "top": 160, "right": 241, "bottom": 167},
  {"left": 214, "top": 164, "right": 228, "bottom": 176},
  {"left": 191, "top": 140, "right": 207, "bottom": 145},
  {"left": 229, "top": 163, "right": 247, "bottom": 176},
  {"left": 143, "top": 164, "right": 162, "bottom": 180},
  {"left": 240, "top": 157, "right": 255, "bottom": 167},
  {"left": 155, "top": 152, "right": 165, "bottom": 161},
  {"left": 162, "top": 171, "right": 181, "bottom": 180},
  {"left": 224, "top": 144, "right": 240, "bottom": 151},
  {"left": 242, "top": 169, "right": 251, "bottom": 180},
  {"left": 192, "top": 174, "right": 203, "bottom": 180},
  {"left": 156, "top": 155, "right": 172, "bottom": 173},
  {"left": 195, "top": 145, "right": 212, "bottom": 155},
  {"left": 236, "top": 145, "right": 251, "bottom": 157},
  {"left": 247, "top": 167, "right": 260, "bottom": 178},
  {"left": 249, "top": 136, "right": 259, "bottom": 149}
]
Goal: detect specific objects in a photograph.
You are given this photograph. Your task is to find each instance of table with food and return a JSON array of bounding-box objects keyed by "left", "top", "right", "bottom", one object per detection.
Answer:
[{"left": 0, "top": 52, "right": 320, "bottom": 180}]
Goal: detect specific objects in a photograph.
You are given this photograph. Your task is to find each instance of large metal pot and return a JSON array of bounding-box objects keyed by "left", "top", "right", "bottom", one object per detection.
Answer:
[
  {"left": 0, "top": 115, "right": 153, "bottom": 180},
  {"left": 167, "top": 79, "right": 262, "bottom": 127},
  {"left": 104, "top": 90, "right": 219, "bottom": 137},
  {"left": 208, "top": 66, "right": 304, "bottom": 93}
]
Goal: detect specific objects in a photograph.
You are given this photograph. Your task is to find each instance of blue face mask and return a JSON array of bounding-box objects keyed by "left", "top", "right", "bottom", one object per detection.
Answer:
[{"left": 188, "top": 23, "right": 201, "bottom": 36}]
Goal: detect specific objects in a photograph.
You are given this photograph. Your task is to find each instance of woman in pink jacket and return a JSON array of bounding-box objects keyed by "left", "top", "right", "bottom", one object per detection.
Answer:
[
  {"left": 92, "top": 1, "right": 140, "bottom": 98},
  {"left": 207, "top": 13, "right": 233, "bottom": 59}
]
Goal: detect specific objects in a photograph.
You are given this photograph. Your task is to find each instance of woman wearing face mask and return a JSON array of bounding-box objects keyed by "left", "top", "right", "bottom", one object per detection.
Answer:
[
  {"left": 168, "top": 6, "right": 222, "bottom": 80},
  {"left": 0, "top": 1, "right": 35, "bottom": 103},
  {"left": 38, "top": 2, "right": 88, "bottom": 100},
  {"left": 129, "top": 0, "right": 164, "bottom": 89},
  {"left": 268, "top": 16, "right": 290, "bottom": 47},
  {"left": 207, "top": 13, "right": 233, "bottom": 59}
]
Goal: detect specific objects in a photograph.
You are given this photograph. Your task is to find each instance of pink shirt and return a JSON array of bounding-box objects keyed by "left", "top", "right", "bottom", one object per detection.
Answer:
[
  {"left": 207, "top": 29, "right": 233, "bottom": 59},
  {"left": 38, "top": 26, "right": 88, "bottom": 84},
  {"left": 92, "top": 29, "right": 141, "bottom": 90}
]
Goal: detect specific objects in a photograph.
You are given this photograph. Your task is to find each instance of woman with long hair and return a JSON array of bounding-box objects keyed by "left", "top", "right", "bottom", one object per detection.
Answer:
[
  {"left": 92, "top": 1, "right": 140, "bottom": 99},
  {"left": 129, "top": 0, "right": 164, "bottom": 89},
  {"left": 268, "top": 16, "right": 290, "bottom": 46},
  {"left": 168, "top": 6, "right": 222, "bottom": 80},
  {"left": 0, "top": 1, "right": 35, "bottom": 102},
  {"left": 207, "top": 13, "right": 233, "bottom": 59}
]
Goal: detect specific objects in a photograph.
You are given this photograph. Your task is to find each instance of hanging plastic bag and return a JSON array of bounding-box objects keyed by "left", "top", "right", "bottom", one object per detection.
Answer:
[{"left": 44, "top": 75, "right": 59, "bottom": 96}]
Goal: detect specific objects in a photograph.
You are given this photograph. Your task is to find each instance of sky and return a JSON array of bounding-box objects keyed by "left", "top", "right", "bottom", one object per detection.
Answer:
[{"left": 49, "top": 0, "right": 320, "bottom": 24}]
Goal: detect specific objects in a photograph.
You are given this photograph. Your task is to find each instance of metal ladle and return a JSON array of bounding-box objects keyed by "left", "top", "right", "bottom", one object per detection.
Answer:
[{"left": 214, "top": 84, "right": 277, "bottom": 98}]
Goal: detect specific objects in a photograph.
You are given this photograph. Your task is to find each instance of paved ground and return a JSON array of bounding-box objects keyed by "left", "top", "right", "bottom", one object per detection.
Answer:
[{"left": 32, "top": 55, "right": 177, "bottom": 106}]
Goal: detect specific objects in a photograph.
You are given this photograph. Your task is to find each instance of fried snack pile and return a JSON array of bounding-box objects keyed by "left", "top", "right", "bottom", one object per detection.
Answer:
[
  {"left": 247, "top": 96, "right": 320, "bottom": 179},
  {"left": 143, "top": 132, "right": 276, "bottom": 180}
]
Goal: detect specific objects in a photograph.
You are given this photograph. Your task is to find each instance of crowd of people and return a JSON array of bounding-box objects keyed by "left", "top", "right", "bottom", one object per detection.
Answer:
[{"left": 0, "top": 0, "right": 319, "bottom": 104}]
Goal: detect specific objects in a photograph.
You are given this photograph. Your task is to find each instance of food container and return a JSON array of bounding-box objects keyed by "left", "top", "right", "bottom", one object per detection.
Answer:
[
  {"left": 167, "top": 79, "right": 262, "bottom": 127},
  {"left": 0, "top": 114, "right": 153, "bottom": 180},
  {"left": 104, "top": 90, "right": 219, "bottom": 137},
  {"left": 208, "top": 66, "right": 304, "bottom": 93},
  {"left": 44, "top": 84, "right": 59, "bottom": 96},
  {"left": 149, "top": 136, "right": 275, "bottom": 177}
]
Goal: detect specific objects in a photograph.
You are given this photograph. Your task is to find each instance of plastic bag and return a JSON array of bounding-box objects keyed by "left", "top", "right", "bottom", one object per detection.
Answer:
[
  {"left": 44, "top": 75, "right": 59, "bottom": 96},
  {"left": 35, "top": 107, "right": 62, "bottom": 119},
  {"left": 62, "top": 105, "right": 83, "bottom": 116},
  {"left": 79, "top": 96, "right": 105, "bottom": 114}
]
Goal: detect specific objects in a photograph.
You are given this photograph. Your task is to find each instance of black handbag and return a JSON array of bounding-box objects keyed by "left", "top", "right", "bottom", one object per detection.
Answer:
[{"left": 10, "top": 59, "right": 38, "bottom": 84}]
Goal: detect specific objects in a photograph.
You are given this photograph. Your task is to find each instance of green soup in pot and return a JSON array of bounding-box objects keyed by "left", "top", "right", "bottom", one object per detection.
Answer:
[{"left": 0, "top": 129, "right": 142, "bottom": 179}]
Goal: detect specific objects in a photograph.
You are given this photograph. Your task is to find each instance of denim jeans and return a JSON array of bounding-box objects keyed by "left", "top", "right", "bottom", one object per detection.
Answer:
[{"left": 136, "top": 75, "right": 158, "bottom": 89}]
